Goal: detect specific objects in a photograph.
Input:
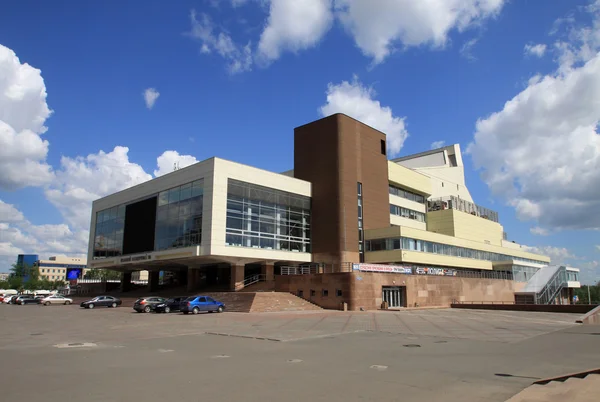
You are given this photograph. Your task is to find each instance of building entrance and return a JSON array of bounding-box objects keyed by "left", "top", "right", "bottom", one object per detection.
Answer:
[{"left": 382, "top": 286, "right": 405, "bottom": 308}]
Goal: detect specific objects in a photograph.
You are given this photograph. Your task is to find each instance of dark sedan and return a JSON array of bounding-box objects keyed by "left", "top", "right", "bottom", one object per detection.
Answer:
[
  {"left": 16, "top": 295, "right": 41, "bottom": 305},
  {"left": 154, "top": 297, "right": 187, "bottom": 313},
  {"left": 80, "top": 296, "right": 122, "bottom": 309},
  {"left": 133, "top": 297, "right": 166, "bottom": 313}
]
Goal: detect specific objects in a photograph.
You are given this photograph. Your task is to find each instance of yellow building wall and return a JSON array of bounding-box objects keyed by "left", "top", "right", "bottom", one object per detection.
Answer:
[
  {"left": 364, "top": 226, "right": 550, "bottom": 263},
  {"left": 427, "top": 209, "right": 504, "bottom": 246},
  {"left": 365, "top": 249, "right": 493, "bottom": 270},
  {"left": 387, "top": 161, "right": 431, "bottom": 195}
]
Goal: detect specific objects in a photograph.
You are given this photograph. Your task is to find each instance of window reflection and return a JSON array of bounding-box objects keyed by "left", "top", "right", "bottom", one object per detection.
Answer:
[
  {"left": 225, "top": 179, "right": 311, "bottom": 252},
  {"left": 93, "top": 204, "right": 125, "bottom": 259}
]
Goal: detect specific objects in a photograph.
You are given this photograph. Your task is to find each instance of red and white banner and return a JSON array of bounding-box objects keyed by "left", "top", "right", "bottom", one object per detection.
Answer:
[{"left": 354, "top": 264, "right": 413, "bottom": 274}]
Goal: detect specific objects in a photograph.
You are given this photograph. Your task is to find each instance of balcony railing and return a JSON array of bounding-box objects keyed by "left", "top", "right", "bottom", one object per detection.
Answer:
[{"left": 427, "top": 196, "right": 499, "bottom": 223}]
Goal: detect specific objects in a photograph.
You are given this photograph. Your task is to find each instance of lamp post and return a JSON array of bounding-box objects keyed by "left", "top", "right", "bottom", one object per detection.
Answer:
[{"left": 589, "top": 284, "right": 592, "bottom": 305}]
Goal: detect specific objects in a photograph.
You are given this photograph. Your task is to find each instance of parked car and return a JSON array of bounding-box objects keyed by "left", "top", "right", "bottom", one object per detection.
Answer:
[
  {"left": 180, "top": 296, "right": 225, "bottom": 315},
  {"left": 4, "top": 295, "right": 18, "bottom": 304},
  {"left": 133, "top": 297, "right": 167, "bottom": 313},
  {"left": 154, "top": 296, "right": 187, "bottom": 313},
  {"left": 41, "top": 295, "right": 73, "bottom": 306},
  {"left": 16, "top": 295, "right": 41, "bottom": 305},
  {"left": 80, "top": 296, "right": 122, "bottom": 309}
]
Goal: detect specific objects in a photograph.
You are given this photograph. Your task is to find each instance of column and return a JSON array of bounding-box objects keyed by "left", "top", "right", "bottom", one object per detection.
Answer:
[
  {"left": 120, "top": 272, "right": 132, "bottom": 292},
  {"left": 261, "top": 263, "right": 275, "bottom": 282},
  {"left": 148, "top": 271, "right": 160, "bottom": 292},
  {"left": 230, "top": 264, "right": 245, "bottom": 291},
  {"left": 187, "top": 268, "right": 197, "bottom": 292}
]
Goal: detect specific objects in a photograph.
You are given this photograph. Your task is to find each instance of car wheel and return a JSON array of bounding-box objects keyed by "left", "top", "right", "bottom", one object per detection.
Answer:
[
  {"left": 88, "top": 303, "right": 95, "bottom": 309},
  {"left": 144, "top": 305, "right": 151, "bottom": 313},
  {"left": 44, "top": 301, "right": 50, "bottom": 306},
  {"left": 192, "top": 307, "right": 200, "bottom": 315},
  {"left": 65, "top": 301, "right": 71, "bottom": 305},
  {"left": 164, "top": 306, "right": 171, "bottom": 313},
  {"left": 217, "top": 306, "right": 224, "bottom": 313},
  {"left": 112, "top": 302, "right": 118, "bottom": 308}
]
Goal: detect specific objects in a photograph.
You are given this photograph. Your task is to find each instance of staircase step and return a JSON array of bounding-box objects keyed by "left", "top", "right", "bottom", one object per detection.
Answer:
[{"left": 249, "top": 293, "right": 323, "bottom": 313}]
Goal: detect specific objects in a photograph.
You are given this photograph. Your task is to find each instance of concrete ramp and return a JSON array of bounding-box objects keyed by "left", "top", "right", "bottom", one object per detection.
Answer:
[
  {"left": 576, "top": 304, "right": 600, "bottom": 324},
  {"left": 506, "top": 371, "right": 600, "bottom": 402}
]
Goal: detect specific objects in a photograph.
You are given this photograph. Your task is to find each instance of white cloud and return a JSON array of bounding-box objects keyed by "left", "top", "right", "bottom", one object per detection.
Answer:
[
  {"left": 524, "top": 43, "right": 547, "bottom": 57},
  {"left": 523, "top": 245, "right": 578, "bottom": 265},
  {"left": 143, "top": 88, "right": 160, "bottom": 109},
  {"left": 430, "top": 140, "right": 445, "bottom": 149},
  {"left": 335, "top": 0, "right": 505, "bottom": 64},
  {"left": 0, "top": 200, "right": 25, "bottom": 223},
  {"left": 0, "top": 44, "right": 54, "bottom": 190},
  {"left": 154, "top": 151, "right": 199, "bottom": 177},
  {"left": 319, "top": 76, "right": 409, "bottom": 157},
  {"left": 530, "top": 226, "right": 550, "bottom": 236},
  {"left": 188, "top": 10, "right": 253, "bottom": 74},
  {"left": 460, "top": 38, "right": 479, "bottom": 61},
  {"left": 45, "top": 146, "right": 152, "bottom": 231},
  {"left": 553, "top": 1, "right": 600, "bottom": 71},
  {"left": 467, "top": 6, "right": 600, "bottom": 231},
  {"left": 595, "top": 245, "right": 600, "bottom": 252},
  {"left": 257, "top": 0, "right": 333, "bottom": 63}
]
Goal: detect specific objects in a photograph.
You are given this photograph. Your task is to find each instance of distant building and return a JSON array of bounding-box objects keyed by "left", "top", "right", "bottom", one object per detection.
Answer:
[
  {"left": 0, "top": 273, "right": 9, "bottom": 281},
  {"left": 17, "top": 254, "right": 39, "bottom": 268},
  {"left": 34, "top": 256, "right": 88, "bottom": 282}
]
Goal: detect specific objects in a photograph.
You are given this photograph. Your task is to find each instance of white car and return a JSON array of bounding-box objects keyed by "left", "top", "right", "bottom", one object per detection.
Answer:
[{"left": 40, "top": 295, "right": 73, "bottom": 306}]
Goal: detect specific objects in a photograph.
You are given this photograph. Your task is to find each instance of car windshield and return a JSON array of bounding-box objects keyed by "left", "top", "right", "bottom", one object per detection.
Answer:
[{"left": 91, "top": 297, "right": 101, "bottom": 301}]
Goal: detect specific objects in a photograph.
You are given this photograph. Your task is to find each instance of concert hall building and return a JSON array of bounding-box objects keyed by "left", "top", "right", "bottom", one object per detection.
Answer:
[{"left": 88, "top": 114, "right": 579, "bottom": 310}]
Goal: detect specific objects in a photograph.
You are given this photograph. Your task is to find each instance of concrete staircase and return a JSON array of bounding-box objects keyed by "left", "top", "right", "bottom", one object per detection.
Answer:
[
  {"left": 238, "top": 280, "right": 276, "bottom": 293},
  {"left": 506, "top": 373, "right": 600, "bottom": 402},
  {"left": 249, "top": 292, "right": 322, "bottom": 313}
]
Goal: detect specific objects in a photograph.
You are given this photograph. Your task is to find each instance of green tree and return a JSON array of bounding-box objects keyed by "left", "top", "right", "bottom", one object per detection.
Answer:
[{"left": 84, "top": 269, "right": 121, "bottom": 280}]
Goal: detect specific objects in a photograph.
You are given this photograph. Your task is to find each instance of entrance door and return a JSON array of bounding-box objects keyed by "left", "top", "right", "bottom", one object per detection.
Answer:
[{"left": 382, "top": 286, "right": 404, "bottom": 308}]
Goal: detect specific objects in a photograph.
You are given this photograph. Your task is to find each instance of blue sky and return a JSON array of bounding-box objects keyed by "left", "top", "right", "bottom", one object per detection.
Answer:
[{"left": 1, "top": 0, "right": 599, "bottom": 283}]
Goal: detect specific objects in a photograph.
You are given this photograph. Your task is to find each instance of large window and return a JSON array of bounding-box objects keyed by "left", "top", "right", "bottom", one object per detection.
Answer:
[
  {"left": 155, "top": 180, "right": 204, "bottom": 251},
  {"left": 225, "top": 179, "right": 311, "bottom": 252},
  {"left": 93, "top": 204, "right": 126, "bottom": 258},
  {"left": 390, "top": 204, "right": 426, "bottom": 223},
  {"left": 389, "top": 185, "right": 425, "bottom": 204},
  {"left": 366, "top": 236, "right": 548, "bottom": 265}
]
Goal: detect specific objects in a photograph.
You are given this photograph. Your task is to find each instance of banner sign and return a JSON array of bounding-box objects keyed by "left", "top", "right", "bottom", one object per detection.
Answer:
[
  {"left": 356, "top": 264, "right": 413, "bottom": 274},
  {"left": 415, "top": 267, "right": 457, "bottom": 276}
]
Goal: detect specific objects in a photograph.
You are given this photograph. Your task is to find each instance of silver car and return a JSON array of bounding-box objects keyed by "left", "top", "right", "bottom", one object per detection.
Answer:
[{"left": 40, "top": 295, "right": 73, "bottom": 306}]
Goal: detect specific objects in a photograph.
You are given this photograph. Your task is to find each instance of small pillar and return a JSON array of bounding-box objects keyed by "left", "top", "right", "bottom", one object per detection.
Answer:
[
  {"left": 230, "top": 264, "right": 245, "bottom": 291},
  {"left": 261, "top": 263, "right": 275, "bottom": 282},
  {"left": 187, "top": 269, "right": 197, "bottom": 292},
  {"left": 120, "top": 272, "right": 132, "bottom": 292},
  {"left": 148, "top": 271, "right": 160, "bottom": 292}
]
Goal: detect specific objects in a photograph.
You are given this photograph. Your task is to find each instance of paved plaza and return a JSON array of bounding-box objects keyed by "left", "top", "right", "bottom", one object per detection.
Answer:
[{"left": 1, "top": 305, "right": 599, "bottom": 401}]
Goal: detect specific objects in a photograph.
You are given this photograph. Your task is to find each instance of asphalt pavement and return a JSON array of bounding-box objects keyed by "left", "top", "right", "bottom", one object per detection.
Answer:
[{"left": 0, "top": 304, "right": 598, "bottom": 402}]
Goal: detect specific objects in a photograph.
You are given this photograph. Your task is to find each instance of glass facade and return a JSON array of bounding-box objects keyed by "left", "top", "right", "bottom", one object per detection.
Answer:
[
  {"left": 155, "top": 180, "right": 204, "bottom": 251},
  {"left": 390, "top": 204, "right": 426, "bottom": 223},
  {"left": 510, "top": 265, "right": 540, "bottom": 282},
  {"left": 93, "top": 204, "right": 126, "bottom": 258},
  {"left": 389, "top": 184, "right": 425, "bottom": 204},
  {"left": 358, "top": 182, "right": 364, "bottom": 263},
  {"left": 225, "top": 179, "right": 311, "bottom": 252},
  {"left": 366, "top": 236, "right": 548, "bottom": 265},
  {"left": 567, "top": 270, "right": 579, "bottom": 282}
]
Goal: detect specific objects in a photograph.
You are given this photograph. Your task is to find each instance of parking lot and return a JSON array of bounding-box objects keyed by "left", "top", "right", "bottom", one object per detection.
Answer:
[{"left": 1, "top": 304, "right": 599, "bottom": 402}]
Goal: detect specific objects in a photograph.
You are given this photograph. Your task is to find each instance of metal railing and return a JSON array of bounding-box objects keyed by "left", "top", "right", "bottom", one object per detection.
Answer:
[
  {"left": 241, "top": 274, "right": 265, "bottom": 287},
  {"left": 280, "top": 263, "right": 354, "bottom": 275},
  {"left": 536, "top": 267, "right": 567, "bottom": 304},
  {"left": 427, "top": 196, "right": 499, "bottom": 222}
]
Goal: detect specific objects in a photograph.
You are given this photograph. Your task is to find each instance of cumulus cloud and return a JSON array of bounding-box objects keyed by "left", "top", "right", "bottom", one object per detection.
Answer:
[
  {"left": 467, "top": 4, "right": 600, "bottom": 231},
  {"left": 154, "top": 151, "right": 199, "bottom": 177},
  {"left": 524, "top": 43, "right": 547, "bottom": 57},
  {"left": 595, "top": 245, "right": 600, "bottom": 252},
  {"left": 188, "top": 10, "right": 253, "bottom": 74},
  {"left": 430, "top": 140, "right": 446, "bottom": 149},
  {"left": 319, "top": 76, "right": 408, "bottom": 157},
  {"left": 0, "top": 44, "right": 54, "bottom": 190},
  {"left": 143, "top": 88, "right": 160, "bottom": 109},
  {"left": 0, "top": 200, "right": 87, "bottom": 270},
  {"left": 257, "top": 0, "right": 333, "bottom": 62},
  {"left": 523, "top": 245, "right": 579, "bottom": 265},
  {"left": 45, "top": 146, "right": 152, "bottom": 231},
  {"left": 530, "top": 226, "right": 550, "bottom": 236},
  {"left": 335, "top": 0, "right": 505, "bottom": 64}
]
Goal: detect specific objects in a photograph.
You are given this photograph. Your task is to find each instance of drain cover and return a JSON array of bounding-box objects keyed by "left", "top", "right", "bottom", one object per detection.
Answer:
[
  {"left": 210, "top": 354, "right": 230, "bottom": 359},
  {"left": 287, "top": 359, "right": 302, "bottom": 363},
  {"left": 403, "top": 344, "right": 421, "bottom": 348},
  {"left": 68, "top": 343, "right": 85, "bottom": 346},
  {"left": 54, "top": 342, "right": 97, "bottom": 349},
  {"left": 434, "top": 341, "right": 448, "bottom": 344},
  {"left": 30, "top": 333, "right": 43, "bottom": 336},
  {"left": 370, "top": 365, "right": 388, "bottom": 371}
]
